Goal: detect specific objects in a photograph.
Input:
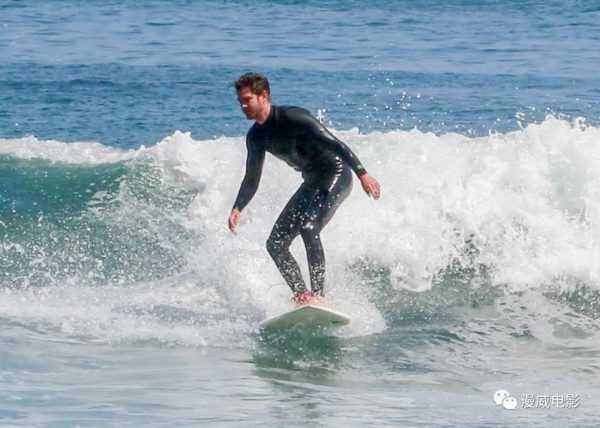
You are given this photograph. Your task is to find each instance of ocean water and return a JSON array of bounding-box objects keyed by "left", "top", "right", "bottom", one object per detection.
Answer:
[{"left": 2, "top": 1, "right": 600, "bottom": 426}]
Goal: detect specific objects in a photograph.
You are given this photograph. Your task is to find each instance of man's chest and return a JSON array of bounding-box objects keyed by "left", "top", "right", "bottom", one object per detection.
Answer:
[{"left": 257, "top": 128, "right": 303, "bottom": 157}]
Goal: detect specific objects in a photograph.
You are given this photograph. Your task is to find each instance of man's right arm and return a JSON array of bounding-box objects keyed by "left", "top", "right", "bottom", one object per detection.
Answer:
[{"left": 232, "top": 136, "right": 265, "bottom": 212}]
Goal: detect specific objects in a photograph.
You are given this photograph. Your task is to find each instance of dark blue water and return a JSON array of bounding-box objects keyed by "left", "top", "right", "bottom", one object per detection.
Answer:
[
  {"left": 2, "top": 1, "right": 600, "bottom": 426},
  {"left": 2, "top": 1, "right": 600, "bottom": 146}
]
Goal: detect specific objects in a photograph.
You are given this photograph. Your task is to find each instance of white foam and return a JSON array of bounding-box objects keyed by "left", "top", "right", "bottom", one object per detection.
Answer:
[
  {"left": 324, "top": 116, "right": 600, "bottom": 293},
  {"left": 0, "top": 275, "right": 252, "bottom": 348},
  {"left": 136, "top": 117, "right": 600, "bottom": 340},
  {"left": 8, "top": 119, "right": 600, "bottom": 297},
  {"left": 0, "top": 135, "right": 140, "bottom": 164},
  {"left": 3, "top": 116, "right": 600, "bottom": 344}
]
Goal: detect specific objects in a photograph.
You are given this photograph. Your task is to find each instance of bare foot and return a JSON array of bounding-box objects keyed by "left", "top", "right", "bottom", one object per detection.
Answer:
[
  {"left": 292, "top": 292, "right": 327, "bottom": 306},
  {"left": 292, "top": 291, "right": 313, "bottom": 305}
]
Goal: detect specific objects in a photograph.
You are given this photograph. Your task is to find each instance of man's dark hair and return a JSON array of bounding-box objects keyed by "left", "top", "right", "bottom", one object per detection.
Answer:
[{"left": 234, "top": 72, "right": 270, "bottom": 96}]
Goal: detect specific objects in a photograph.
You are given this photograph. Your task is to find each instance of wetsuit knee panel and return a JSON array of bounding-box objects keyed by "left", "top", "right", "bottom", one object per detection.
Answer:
[
  {"left": 299, "top": 223, "right": 322, "bottom": 248},
  {"left": 266, "top": 230, "right": 295, "bottom": 256},
  {"left": 265, "top": 235, "right": 278, "bottom": 256}
]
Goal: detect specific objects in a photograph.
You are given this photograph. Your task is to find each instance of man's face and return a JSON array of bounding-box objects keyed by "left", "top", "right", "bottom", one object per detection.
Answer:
[{"left": 237, "top": 87, "right": 268, "bottom": 120}]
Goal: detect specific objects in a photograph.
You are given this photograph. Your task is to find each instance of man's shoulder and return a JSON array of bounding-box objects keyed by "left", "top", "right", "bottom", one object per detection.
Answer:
[
  {"left": 276, "top": 105, "right": 318, "bottom": 127},
  {"left": 277, "top": 105, "right": 312, "bottom": 118}
]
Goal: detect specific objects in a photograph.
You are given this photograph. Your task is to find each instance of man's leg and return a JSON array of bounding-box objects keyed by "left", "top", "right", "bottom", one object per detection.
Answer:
[
  {"left": 299, "top": 168, "right": 352, "bottom": 297},
  {"left": 266, "top": 183, "right": 315, "bottom": 294},
  {"left": 300, "top": 218, "right": 326, "bottom": 297}
]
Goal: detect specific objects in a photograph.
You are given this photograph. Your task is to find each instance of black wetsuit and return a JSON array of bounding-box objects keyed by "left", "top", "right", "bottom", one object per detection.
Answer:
[{"left": 233, "top": 105, "right": 367, "bottom": 296}]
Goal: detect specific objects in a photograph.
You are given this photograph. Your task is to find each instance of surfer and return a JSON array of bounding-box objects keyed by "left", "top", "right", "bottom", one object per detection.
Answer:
[{"left": 228, "top": 72, "right": 381, "bottom": 305}]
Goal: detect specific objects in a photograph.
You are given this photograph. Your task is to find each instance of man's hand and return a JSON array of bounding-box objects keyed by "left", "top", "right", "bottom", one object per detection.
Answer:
[
  {"left": 228, "top": 208, "right": 241, "bottom": 233},
  {"left": 359, "top": 174, "right": 381, "bottom": 199}
]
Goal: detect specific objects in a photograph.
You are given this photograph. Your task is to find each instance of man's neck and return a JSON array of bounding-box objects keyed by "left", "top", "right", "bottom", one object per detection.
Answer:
[{"left": 255, "top": 103, "right": 272, "bottom": 125}]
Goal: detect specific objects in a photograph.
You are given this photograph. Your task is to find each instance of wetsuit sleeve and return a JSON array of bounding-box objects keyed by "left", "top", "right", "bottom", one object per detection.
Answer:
[
  {"left": 292, "top": 108, "right": 368, "bottom": 177},
  {"left": 232, "top": 135, "right": 265, "bottom": 211}
]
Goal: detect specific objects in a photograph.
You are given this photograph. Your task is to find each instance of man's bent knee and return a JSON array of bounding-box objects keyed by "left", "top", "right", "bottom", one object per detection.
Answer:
[
  {"left": 266, "top": 234, "right": 287, "bottom": 258},
  {"left": 299, "top": 222, "right": 321, "bottom": 244}
]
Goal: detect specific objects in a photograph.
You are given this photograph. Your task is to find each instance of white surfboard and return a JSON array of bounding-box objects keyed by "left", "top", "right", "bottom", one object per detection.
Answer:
[{"left": 259, "top": 304, "right": 351, "bottom": 332}]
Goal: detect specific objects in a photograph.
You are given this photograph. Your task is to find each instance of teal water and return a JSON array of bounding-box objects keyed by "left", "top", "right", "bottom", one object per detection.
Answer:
[{"left": 2, "top": 1, "right": 600, "bottom": 426}]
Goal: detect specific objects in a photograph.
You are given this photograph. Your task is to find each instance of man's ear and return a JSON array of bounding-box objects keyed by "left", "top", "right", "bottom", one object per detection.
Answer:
[{"left": 260, "top": 91, "right": 271, "bottom": 102}]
